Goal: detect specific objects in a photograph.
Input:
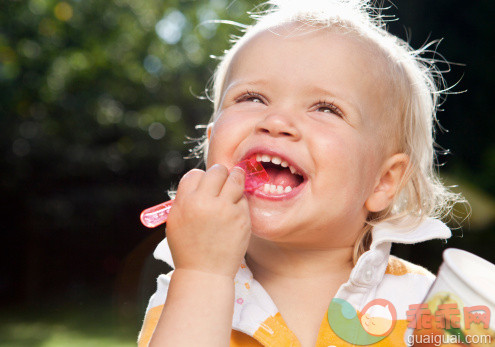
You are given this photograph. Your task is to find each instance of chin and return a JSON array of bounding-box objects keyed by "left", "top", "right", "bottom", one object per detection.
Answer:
[{"left": 249, "top": 214, "right": 289, "bottom": 241}]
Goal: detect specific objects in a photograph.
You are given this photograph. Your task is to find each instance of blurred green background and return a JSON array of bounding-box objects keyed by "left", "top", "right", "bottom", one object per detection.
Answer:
[{"left": 1, "top": 0, "right": 494, "bottom": 345}]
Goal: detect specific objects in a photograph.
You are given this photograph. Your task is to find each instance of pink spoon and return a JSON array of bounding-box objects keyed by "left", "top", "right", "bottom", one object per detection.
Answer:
[{"left": 140, "top": 159, "right": 269, "bottom": 228}]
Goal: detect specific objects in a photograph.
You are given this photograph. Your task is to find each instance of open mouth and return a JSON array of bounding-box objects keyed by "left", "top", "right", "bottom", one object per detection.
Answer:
[{"left": 253, "top": 153, "right": 305, "bottom": 195}]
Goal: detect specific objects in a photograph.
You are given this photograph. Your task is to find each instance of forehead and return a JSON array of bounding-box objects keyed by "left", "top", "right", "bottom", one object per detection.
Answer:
[{"left": 224, "top": 23, "right": 395, "bottom": 127}]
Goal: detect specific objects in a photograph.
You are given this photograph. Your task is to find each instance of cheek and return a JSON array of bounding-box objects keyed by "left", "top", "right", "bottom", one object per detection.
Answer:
[
  {"left": 315, "top": 132, "right": 378, "bottom": 196},
  {"left": 317, "top": 131, "right": 362, "bottom": 172},
  {"left": 206, "top": 112, "right": 251, "bottom": 167}
]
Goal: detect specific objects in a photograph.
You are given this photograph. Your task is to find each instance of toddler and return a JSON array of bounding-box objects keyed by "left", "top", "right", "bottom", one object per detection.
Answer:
[{"left": 138, "top": 0, "right": 462, "bottom": 346}]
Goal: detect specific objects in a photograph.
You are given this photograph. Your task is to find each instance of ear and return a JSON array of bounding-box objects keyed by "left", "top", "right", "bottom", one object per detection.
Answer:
[
  {"left": 207, "top": 123, "right": 214, "bottom": 141},
  {"left": 365, "top": 153, "right": 409, "bottom": 213}
]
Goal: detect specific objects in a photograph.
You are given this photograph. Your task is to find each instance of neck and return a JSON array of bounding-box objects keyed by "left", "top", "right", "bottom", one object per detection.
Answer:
[{"left": 245, "top": 235, "right": 354, "bottom": 282}]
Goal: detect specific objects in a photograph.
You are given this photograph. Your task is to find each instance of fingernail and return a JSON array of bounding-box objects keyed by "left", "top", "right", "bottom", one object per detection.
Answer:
[
  {"left": 232, "top": 166, "right": 246, "bottom": 176},
  {"left": 232, "top": 167, "right": 246, "bottom": 182}
]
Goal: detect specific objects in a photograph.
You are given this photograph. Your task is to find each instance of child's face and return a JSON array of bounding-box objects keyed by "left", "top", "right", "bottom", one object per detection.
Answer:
[{"left": 207, "top": 25, "right": 395, "bottom": 246}]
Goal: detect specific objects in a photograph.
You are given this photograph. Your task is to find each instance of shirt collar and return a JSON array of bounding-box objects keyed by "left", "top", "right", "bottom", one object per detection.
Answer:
[
  {"left": 370, "top": 217, "right": 451, "bottom": 250},
  {"left": 339, "top": 217, "right": 451, "bottom": 291},
  {"left": 153, "top": 237, "right": 175, "bottom": 269}
]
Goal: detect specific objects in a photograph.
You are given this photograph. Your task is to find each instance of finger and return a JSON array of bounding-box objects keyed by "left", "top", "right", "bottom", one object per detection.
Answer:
[
  {"left": 220, "top": 167, "right": 246, "bottom": 203},
  {"left": 176, "top": 169, "right": 204, "bottom": 197},
  {"left": 196, "top": 164, "right": 229, "bottom": 196}
]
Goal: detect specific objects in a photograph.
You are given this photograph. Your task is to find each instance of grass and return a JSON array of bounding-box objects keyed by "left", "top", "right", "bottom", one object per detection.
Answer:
[{"left": 0, "top": 303, "right": 140, "bottom": 347}]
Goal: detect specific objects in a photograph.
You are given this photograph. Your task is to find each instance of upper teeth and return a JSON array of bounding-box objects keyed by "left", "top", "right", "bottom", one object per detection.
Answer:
[{"left": 256, "top": 154, "right": 301, "bottom": 176}]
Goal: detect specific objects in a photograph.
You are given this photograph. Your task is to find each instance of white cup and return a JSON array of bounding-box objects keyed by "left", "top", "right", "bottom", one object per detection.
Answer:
[{"left": 405, "top": 248, "right": 495, "bottom": 346}]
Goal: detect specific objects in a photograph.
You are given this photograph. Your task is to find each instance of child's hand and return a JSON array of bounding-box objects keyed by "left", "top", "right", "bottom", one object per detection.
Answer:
[{"left": 165, "top": 164, "right": 251, "bottom": 279}]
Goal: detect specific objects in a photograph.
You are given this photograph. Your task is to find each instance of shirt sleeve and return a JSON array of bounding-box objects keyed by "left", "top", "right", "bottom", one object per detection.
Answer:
[{"left": 137, "top": 271, "right": 173, "bottom": 347}]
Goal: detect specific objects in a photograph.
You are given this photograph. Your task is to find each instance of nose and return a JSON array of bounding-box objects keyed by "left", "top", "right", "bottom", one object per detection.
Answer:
[{"left": 255, "top": 112, "right": 301, "bottom": 140}]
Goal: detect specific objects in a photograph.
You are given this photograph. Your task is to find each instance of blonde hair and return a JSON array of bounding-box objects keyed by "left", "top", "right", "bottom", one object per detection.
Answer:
[{"left": 191, "top": 0, "right": 464, "bottom": 263}]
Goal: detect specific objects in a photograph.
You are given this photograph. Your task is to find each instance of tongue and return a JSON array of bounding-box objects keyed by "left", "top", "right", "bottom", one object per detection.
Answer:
[{"left": 265, "top": 167, "right": 300, "bottom": 187}]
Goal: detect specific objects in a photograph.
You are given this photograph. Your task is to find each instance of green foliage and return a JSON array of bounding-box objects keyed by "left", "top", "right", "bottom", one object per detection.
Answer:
[
  {"left": 0, "top": 304, "right": 137, "bottom": 346},
  {"left": 1, "top": 0, "right": 253, "bottom": 180},
  {"left": 0, "top": 0, "right": 259, "bottom": 306}
]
